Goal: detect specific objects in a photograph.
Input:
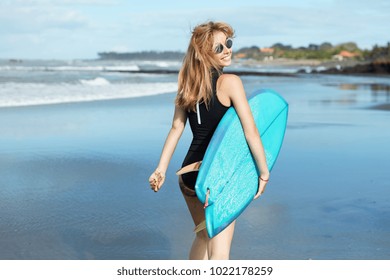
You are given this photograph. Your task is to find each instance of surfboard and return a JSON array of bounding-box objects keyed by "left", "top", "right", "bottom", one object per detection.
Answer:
[{"left": 195, "top": 89, "right": 288, "bottom": 238}]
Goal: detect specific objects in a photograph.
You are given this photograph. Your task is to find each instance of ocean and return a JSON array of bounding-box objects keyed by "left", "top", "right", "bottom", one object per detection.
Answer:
[
  {"left": 0, "top": 58, "right": 389, "bottom": 259},
  {"left": 0, "top": 59, "right": 182, "bottom": 108},
  {"left": 0, "top": 58, "right": 311, "bottom": 108}
]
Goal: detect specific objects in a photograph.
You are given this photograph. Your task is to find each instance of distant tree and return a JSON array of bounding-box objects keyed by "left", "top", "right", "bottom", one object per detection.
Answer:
[
  {"left": 271, "top": 43, "right": 284, "bottom": 49},
  {"left": 366, "top": 43, "right": 390, "bottom": 60},
  {"left": 337, "top": 42, "right": 359, "bottom": 52},
  {"left": 319, "top": 42, "right": 333, "bottom": 51},
  {"left": 272, "top": 43, "right": 292, "bottom": 50}
]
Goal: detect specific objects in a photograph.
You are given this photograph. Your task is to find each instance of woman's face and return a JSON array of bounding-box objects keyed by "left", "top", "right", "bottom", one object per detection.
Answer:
[{"left": 212, "top": 31, "right": 232, "bottom": 68}]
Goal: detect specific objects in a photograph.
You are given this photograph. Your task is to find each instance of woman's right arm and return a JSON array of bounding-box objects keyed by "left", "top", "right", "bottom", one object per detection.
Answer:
[{"left": 149, "top": 105, "right": 187, "bottom": 192}]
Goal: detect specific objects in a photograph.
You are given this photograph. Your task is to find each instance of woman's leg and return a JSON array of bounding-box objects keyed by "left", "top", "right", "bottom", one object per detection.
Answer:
[
  {"left": 181, "top": 193, "right": 236, "bottom": 259},
  {"left": 179, "top": 176, "right": 209, "bottom": 260},
  {"left": 179, "top": 176, "right": 236, "bottom": 260},
  {"left": 207, "top": 221, "right": 236, "bottom": 260}
]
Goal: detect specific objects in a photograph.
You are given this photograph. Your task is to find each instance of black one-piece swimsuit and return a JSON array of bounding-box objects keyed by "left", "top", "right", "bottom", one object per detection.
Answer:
[{"left": 181, "top": 72, "right": 230, "bottom": 189}]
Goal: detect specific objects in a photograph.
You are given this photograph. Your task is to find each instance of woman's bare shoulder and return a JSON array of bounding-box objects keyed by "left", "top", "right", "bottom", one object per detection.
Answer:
[
  {"left": 218, "top": 73, "right": 242, "bottom": 86},
  {"left": 218, "top": 73, "right": 245, "bottom": 98}
]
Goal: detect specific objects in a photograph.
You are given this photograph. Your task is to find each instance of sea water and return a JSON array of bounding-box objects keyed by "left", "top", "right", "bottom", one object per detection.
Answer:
[
  {"left": 0, "top": 58, "right": 323, "bottom": 108},
  {"left": 0, "top": 59, "right": 180, "bottom": 107}
]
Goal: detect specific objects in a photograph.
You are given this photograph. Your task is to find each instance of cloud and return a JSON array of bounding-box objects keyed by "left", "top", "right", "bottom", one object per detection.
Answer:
[
  {"left": 1, "top": 0, "right": 389, "bottom": 59},
  {"left": 209, "top": 5, "right": 389, "bottom": 49},
  {"left": 0, "top": 6, "right": 88, "bottom": 34},
  {"left": 41, "top": 10, "right": 88, "bottom": 29},
  {"left": 0, "top": 2, "right": 92, "bottom": 58},
  {"left": 91, "top": 4, "right": 390, "bottom": 53}
]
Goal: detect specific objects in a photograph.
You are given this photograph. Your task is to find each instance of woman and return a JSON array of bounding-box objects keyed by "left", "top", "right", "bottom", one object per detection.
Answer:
[{"left": 149, "top": 21, "right": 270, "bottom": 260}]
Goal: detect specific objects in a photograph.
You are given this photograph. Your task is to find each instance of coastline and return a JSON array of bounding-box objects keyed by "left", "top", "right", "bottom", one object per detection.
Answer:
[
  {"left": 235, "top": 58, "right": 390, "bottom": 75},
  {"left": 234, "top": 58, "right": 322, "bottom": 67},
  {"left": 98, "top": 58, "right": 390, "bottom": 76}
]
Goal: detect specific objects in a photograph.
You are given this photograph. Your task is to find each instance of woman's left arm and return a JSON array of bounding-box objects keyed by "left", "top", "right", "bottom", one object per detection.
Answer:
[
  {"left": 219, "top": 74, "right": 270, "bottom": 199},
  {"left": 149, "top": 105, "right": 187, "bottom": 192}
]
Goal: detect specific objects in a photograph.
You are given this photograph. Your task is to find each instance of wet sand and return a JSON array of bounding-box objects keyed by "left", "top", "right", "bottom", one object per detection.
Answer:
[{"left": 0, "top": 74, "right": 389, "bottom": 259}]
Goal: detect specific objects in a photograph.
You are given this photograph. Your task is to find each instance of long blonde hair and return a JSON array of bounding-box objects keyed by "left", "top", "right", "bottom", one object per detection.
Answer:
[{"left": 175, "top": 21, "right": 234, "bottom": 111}]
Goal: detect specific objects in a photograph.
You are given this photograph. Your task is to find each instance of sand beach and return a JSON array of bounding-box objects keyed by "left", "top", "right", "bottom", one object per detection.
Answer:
[{"left": 0, "top": 60, "right": 389, "bottom": 259}]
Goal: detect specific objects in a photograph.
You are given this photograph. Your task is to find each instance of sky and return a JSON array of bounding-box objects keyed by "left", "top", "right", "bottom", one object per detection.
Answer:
[{"left": 1, "top": 0, "right": 389, "bottom": 59}]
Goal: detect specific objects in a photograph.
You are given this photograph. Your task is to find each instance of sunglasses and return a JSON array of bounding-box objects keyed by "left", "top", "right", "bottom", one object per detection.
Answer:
[{"left": 214, "top": 38, "right": 233, "bottom": 54}]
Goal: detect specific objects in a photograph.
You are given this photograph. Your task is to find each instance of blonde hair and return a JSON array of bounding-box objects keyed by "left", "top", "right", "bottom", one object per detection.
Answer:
[{"left": 175, "top": 21, "right": 234, "bottom": 111}]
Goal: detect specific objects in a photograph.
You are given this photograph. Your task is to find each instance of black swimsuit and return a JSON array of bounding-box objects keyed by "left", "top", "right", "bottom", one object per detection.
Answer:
[{"left": 181, "top": 72, "right": 230, "bottom": 189}]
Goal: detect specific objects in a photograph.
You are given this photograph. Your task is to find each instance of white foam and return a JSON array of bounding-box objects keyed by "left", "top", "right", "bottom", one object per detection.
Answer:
[
  {"left": 154, "top": 61, "right": 181, "bottom": 68},
  {"left": 0, "top": 82, "right": 178, "bottom": 108},
  {"left": 104, "top": 65, "right": 140, "bottom": 71},
  {"left": 79, "top": 77, "right": 110, "bottom": 86},
  {"left": 139, "top": 60, "right": 181, "bottom": 68}
]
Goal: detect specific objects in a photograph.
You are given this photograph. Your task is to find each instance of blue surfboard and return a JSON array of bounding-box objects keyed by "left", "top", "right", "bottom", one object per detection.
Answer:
[{"left": 195, "top": 89, "right": 288, "bottom": 238}]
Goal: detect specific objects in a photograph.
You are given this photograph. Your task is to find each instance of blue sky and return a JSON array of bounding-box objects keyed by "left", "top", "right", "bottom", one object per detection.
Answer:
[{"left": 1, "top": 0, "right": 389, "bottom": 59}]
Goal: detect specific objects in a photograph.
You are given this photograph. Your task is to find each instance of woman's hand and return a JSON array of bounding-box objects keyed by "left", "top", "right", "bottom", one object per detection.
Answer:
[
  {"left": 148, "top": 169, "right": 166, "bottom": 192},
  {"left": 254, "top": 174, "right": 269, "bottom": 200}
]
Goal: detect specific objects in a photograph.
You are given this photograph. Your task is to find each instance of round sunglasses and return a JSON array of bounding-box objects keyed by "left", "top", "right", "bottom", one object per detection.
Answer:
[{"left": 214, "top": 38, "right": 233, "bottom": 54}]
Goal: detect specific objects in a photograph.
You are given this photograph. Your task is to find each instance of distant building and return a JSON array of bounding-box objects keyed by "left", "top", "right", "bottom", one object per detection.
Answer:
[
  {"left": 339, "top": 50, "right": 359, "bottom": 58},
  {"left": 235, "top": 53, "right": 247, "bottom": 59},
  {"left": 333, "top": 50, "right": 359, "bottom": 61},
  {"left": 259, "top": 48, "right": 274, "bottom": 61},
  {"left": 260, "top": 47, "right": 274, "bottom": 54}
]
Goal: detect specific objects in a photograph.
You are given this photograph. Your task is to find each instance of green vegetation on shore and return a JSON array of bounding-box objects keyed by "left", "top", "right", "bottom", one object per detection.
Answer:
[
  {"left": 98, "top": 42, "right": 390, "bottom": 63},
  {"left": 235, "top": 42, "right": 390, "bottom": 62}
]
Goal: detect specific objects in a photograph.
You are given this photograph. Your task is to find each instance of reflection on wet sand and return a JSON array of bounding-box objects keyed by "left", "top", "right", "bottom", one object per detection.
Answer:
[{"left": 321, "top": 82, "right": 390, "bottom": 107}]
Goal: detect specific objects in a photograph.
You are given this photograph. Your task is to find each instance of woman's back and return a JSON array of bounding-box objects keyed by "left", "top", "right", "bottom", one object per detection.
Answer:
[{"left": 181, "top": 71, "right": 230, "bottom": 188}]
